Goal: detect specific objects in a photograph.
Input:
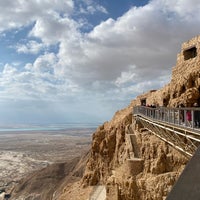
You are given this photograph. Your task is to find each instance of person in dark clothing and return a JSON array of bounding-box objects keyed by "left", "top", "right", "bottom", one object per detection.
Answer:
[
  {"left": 193, "top": 103, "right": 200, "bottom": 128},
  {"left": 179, "top": 103, "right": 185, "bottom": 124}
]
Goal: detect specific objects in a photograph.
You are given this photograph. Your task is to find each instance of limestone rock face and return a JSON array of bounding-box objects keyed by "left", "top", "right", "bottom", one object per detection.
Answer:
[
  {"left": 81, "top": 36, "right": 200, "bottom": 200},
  {"left": 81, "top": 96, "right": 188, "bottom": 199},
  {"left": 82, "top": 103, "right": 134, "bottom": 187},
  {"left": 53, "top": 36, "right": 200, "bottom": 200},
  {"left": 133, "top": 36, "right": 200, "bottom": 108},
  {"left": 82, "top": 106, "right": 187, "bottom": 200}
]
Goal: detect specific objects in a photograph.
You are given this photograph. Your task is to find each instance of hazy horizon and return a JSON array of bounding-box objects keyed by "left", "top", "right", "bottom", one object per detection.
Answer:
[
  {"left": 0, "top": 122, "right": 101, "bottom": 132},
  {"left": 0, "top": 0, "right": 200, "bottom": 125}
]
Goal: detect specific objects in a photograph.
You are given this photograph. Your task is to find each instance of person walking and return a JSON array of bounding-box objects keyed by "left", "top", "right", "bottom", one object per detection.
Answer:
[
  {"left": 193, "top": 103, "right": 200, "bottom": 128},
  {"left": 179, "top": 103, "right": 185, "bottom": 125},
  {"left": 186, "top": 109, "right": 192, "bottom": 127}
]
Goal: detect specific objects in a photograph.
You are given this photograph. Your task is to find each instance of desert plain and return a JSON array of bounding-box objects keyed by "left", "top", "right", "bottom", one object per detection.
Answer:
[{"left": 0, "top": 128, "right": 94, "bottom": 194}]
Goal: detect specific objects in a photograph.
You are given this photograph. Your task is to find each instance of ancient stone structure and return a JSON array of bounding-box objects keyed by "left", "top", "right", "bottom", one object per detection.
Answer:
[
  {"left": 135, "top": 35, "right": 200, "bottom": 108},
  {"left": 170, "top": 36, "right": 200, "bottom": 107}
]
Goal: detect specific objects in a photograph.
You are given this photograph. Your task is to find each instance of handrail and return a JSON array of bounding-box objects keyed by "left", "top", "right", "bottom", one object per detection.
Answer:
[
  {"left": 133, "top": 106, "right": 200, "bottom": 131},
  {"left": 133, "top": 106, "right": 200, "bottom": 157}
]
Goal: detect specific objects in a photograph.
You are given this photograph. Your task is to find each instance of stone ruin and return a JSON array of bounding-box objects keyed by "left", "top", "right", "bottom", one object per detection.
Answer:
[{"left": 136, "top": 35, "right": 200, "bottom": 108}]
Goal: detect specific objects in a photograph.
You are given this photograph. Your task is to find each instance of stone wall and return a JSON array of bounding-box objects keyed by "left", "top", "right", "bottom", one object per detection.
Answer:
[
  {"left": 136, "top": 35, "right": 200, "bottom": 108},
  {"left": 135, "top": 84, "right": 170, "bottom": 107},
  {"left": 169, "top": 35, "right": 200, "bottom": 107}
]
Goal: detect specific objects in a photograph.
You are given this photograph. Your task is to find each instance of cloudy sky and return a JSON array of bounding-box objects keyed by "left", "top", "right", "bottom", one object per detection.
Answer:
[{"left": 0, "top": 0, "right": 200, "bottom": 125}]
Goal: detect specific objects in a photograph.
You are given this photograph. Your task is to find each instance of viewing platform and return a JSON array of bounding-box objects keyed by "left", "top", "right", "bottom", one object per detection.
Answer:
[{"left": 133, "top": 106, "right": 200, "bottom": 157}]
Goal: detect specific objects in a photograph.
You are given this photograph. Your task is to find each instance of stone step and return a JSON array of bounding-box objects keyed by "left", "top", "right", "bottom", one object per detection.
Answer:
[{"left": 89, "top": 186, "right": 106, "bottom": 200}]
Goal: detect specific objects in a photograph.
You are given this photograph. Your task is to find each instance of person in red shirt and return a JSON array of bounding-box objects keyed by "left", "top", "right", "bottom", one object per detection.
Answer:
[{"left": 186, "top": 110, "right": 192, "bottom": 127}]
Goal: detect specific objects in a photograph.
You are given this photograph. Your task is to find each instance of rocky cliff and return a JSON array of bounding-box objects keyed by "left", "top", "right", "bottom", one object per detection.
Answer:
[
  {"left": 79, "top": 101, "right": 187, "bottom": 200},
  {"left": 10, "top": 35, "right": 200, "bottom": 200},
  {"left": 58, "top": 36, "right": 200, "bottom": 199}
]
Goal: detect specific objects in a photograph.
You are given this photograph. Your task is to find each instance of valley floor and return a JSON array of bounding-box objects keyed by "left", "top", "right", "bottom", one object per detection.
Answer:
[{"left": 0, "top": 128, "right": 93, "bottom": 195}]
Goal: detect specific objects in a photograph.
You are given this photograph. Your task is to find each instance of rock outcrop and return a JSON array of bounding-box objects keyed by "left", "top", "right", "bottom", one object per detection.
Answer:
[
  {"left": 11, "top": 35, "right": 200, "bottom": 200},
  {"left": 81, "top": 104, "right": 187, "bottom": 200},
  {"left": 79, "top": 36, "right": 200, "bottom": 199}
]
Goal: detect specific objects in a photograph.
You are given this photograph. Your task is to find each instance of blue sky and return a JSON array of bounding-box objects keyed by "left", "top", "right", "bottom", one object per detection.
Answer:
[{"left": 0, "top": 0, "right": 200, "bottom": 125}]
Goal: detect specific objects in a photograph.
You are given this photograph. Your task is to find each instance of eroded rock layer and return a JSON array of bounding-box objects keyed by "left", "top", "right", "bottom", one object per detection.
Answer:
[
  {"left": 80, "top": 36, "right": 200, "bottom": 200},
  {"left": 11, "top": 36, "right": 200, "bottom": 200}
]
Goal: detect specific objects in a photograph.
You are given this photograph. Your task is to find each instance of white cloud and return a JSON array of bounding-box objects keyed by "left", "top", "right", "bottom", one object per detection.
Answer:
[
  {"left": 86, "top": 5, "right": 108, "bottom": 15},
  {"left": 154, "top": 0, "right": 200, "bottom": 20},
  {"left": 115, "top": 66, "right": 137, "bottom": 87},
  {"left": 2, "top": 64, "right": 17, "bottom": 75},
  {"left": 26, "top": 53, "right": 57, "bottom": 73},
  {"left": 1, "top": 0, "right": 200, "bottom": 123},
  {"left": 29, "top": 15, "right": 79, "bottom": 45},
  {"left": 0, "top": 0, "right": 74, "bottom": 32},
  {"left": 77, "top": 0, "right": 108, "bottom": 15},
  {"left": 16, "top": 40, "right": 44, "bottom": 54},
  {"left": 0, "top": 54, "right": 80, "bottom": 102},
  {"left": 65, "top": 0, "right": 200, "bottom": 88}
]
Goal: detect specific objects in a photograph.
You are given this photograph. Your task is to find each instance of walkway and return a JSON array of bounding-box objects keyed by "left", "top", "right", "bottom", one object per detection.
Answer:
[{"left": 133, "top": 106, "right": 200, "bottom": 157}]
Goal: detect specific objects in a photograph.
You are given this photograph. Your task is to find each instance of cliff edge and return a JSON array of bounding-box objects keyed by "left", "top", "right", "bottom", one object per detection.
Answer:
[
  {"left": 59, "top": 36, "right": 200, "bottom": 200},
  {"left": 10, "top": 35, "right": 200, "bottom": 200}
]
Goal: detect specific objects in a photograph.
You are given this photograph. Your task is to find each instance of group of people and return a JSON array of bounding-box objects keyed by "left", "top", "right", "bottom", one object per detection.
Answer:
[
  {"left": 141, "top": 102, "right": 200, "bottom": 128},
  {"left": 178, "top": 102, "right": 200, "bottom": 128}
]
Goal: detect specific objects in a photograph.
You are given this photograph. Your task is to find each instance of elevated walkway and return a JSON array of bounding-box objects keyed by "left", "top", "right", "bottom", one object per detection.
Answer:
[
  {"left": 133, "top": 106, "right": 200, "bottom": 157},
  {"left": 134, "top": 106, "right": 200, "bottom": 199}
]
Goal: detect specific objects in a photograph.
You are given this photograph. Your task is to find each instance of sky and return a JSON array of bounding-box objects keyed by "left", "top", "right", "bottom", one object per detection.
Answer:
[{"left": 0, "top": 0, "right": 200, "bottom": 125}]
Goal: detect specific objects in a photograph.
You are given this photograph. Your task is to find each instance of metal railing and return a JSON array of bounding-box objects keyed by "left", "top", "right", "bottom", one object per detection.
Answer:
[
  {"left": 133, "top": 106, "right": 200, "bottom": 157},
  {"left": 133, "top": 106, "right": 200, "bottom": 130}
]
